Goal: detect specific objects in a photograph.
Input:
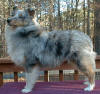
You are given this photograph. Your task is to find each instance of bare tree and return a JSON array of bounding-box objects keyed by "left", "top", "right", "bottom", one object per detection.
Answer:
[
  {"left": 83, "top": 0, "right": 86, "bottom": 33},
  {"left": 87, "top": 0, "right": 90, "bottom": 36},
  {"left": 94, "top": 0, "right": 100, "bottom": 55},
  {"left": 57, "top": 0, "right": 62, "bottom": 30}
]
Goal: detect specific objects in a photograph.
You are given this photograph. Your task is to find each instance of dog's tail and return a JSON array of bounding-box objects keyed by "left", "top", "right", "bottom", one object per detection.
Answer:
[
  {"left": 92, "top": 51, "right": 97, "bottom": 60},
  {"left": 83, "top": 49, "right": 97, "bottom": 60}
]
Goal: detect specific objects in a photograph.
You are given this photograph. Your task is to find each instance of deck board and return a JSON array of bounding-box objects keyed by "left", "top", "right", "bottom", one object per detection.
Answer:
[{"left": 0, "top": 81, "right": 100, "bottom": 94}]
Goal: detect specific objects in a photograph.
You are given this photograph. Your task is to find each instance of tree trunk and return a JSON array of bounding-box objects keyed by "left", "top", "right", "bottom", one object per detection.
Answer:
[
  {"left": 94, "top": 0, "right": 100, "bottom": 55},
  {"left": 48, "top": 0, "right": 54, "bottom": 31},
  {"left": 87, "top": 0, "right": 90, "bottom": 36},
  {"left": 83, "top": 0, "right": 86, "bottom": 33},
  {"left": 58, "top": 0, "right": 62, "bottom": 30}
]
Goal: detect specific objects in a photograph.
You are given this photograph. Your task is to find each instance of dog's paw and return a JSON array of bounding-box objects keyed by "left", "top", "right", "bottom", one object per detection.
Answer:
[
  {"left": 21, "top": 88, "right": 32, "bottom": 93},
  {"left": 84, "top": 87, "right": 93, "bottom": 91},
  {"left": 84, "top": 84, "right": 94, "bottom": 91}
]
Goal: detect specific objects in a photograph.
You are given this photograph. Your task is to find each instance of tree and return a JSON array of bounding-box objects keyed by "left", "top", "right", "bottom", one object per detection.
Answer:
[
  {"left": 57, "top": 0, "right": 62, "bottom": 30},
  {"left": 87, "top": 0, "right": 90, "bottom": 36},
  {"left": 94, "top": 0, "right": 100, "bottom": 55}
]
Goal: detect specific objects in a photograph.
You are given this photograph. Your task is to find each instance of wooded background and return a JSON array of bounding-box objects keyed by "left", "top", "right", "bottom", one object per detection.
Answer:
[{"left": 0, "top": 0, "right": 100, "bottom": 58}]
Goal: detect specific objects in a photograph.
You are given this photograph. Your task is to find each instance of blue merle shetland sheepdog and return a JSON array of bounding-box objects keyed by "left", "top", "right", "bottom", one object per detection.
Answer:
[{"left": 5, "top": 6, "right": 96, "bottom": 93}]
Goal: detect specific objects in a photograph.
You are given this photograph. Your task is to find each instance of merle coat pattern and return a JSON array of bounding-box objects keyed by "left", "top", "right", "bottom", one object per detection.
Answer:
[{"left": 5, "top": 7, "right": 96, "bottom": 93}]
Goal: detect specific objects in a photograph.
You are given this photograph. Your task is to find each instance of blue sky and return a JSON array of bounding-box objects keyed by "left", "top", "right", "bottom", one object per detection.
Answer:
[{"left": 60, "top": 0, "right": 87, "bottom": 12}]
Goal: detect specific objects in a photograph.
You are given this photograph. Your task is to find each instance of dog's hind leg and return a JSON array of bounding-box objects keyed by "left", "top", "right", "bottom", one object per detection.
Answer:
[
  {"left": 21, "top": 66, "right": 40, "bottom": 93},
  {"left": 75, "top": 53, "right": 96, "bottom": 91},
  {"left": 82, "top": 65, "right": 95, "bottom": 91}
]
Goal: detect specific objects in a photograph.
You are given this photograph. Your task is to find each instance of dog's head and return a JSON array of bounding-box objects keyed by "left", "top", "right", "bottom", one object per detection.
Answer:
[{"left": 7, "top": 6, "right": 37, "bottom": 28}]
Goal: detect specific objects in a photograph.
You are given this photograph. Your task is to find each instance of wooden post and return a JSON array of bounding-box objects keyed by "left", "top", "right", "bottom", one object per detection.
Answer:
[
  {"left": 44, "top": 71, "right": 49, "bottom": 82},
  {"left": 0, "top": 72, "right": 3, "bottom": 86},
  {"left": 14, "top": 72, "right": 18, "bottom": 82},
  {"left": 74, "top": 70, "right": 79, "bottom": 80},
  {"left": 59, "top": 70, "right": 63, "bottom": 81}
]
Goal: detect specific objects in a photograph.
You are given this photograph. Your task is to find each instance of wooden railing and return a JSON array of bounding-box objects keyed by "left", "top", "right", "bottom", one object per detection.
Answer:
[{"left": 0, "top": 55, "right": 100, "bottom": 87}]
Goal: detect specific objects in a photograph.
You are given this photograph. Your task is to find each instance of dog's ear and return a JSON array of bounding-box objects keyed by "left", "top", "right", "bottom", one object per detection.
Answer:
[
  {"left": 27, "top": 8, "right": 35, "bottom": 17},
  {"left": 12, "top": 6, "right": 18, "bottom": 16}
]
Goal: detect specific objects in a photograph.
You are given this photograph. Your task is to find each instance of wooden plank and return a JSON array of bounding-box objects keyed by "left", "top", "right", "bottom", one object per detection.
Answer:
[
  {"left": 0, "top": 72, "right": 3, "bottom": 86},
  {"left": 96, "top": 55, "right": 100, "bottom": 60},
  {"left": 0, "top": 63, "right": 24, "bottom": 72},
  {"left": 59, "top": 70, "right": 63, "bottom": 81},
  {"left": 14, "top": 72, "right": 18, "bottom": 82},
  {"left": 44, "top": 71, "right": 49, "bottom": 82},
  {"left": 74, "top": 70, "right": 79, "bottom": 80}
]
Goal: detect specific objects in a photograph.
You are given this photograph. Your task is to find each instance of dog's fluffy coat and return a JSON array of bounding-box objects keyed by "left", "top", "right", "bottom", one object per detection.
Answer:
[{"left": 5, "top": 7, "right": 96, "bottom": 93}]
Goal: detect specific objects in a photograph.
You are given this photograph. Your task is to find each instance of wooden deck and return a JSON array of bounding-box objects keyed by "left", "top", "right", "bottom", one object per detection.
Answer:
[
  {"left": 0, "top": 55, "right": 100, "bottom": 86},
  {"left": 1, "top": 81, "right": 100, "bottom": 94}
]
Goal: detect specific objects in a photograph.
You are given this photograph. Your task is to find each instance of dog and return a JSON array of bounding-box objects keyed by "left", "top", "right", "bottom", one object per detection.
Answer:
[{"left": 5, "top": 7, "right": 96, "bottom": 93}]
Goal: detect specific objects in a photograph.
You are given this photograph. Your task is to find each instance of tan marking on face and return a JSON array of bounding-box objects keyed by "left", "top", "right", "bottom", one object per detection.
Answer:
[{"left": 19, "top": 13, "right": 23, "bottom": 17}]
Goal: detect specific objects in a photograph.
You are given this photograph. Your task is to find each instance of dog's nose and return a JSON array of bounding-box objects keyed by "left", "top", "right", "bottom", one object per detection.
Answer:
[{"left": 7, "top": 18, "right": 11, "bottom": 23}]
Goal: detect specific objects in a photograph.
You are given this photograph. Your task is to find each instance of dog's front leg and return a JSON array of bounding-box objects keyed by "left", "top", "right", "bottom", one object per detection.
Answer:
[{"left": 21, "top": 66, "right": 40, "bottom": 93}]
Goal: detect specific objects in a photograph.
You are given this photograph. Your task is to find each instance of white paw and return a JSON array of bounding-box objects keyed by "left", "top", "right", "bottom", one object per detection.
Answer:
[
  {"left": 84, "top": 84, "right": 94, "bottom": 91},
  {"left": 84, "top": 81, "right": 89, "bottom": 85},
  {"left": 21, "top": 88, "right": 32, "bottom": 93},
  {"left": 84, "top": 87, "right": 92, "bottom": 91}
]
